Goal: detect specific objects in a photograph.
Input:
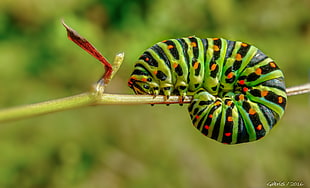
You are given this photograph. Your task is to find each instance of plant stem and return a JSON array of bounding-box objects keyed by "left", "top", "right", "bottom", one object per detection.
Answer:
[
  {"left": 286, "top": 83, "right": 310, "bottom": 96},
  {"left": 0, "top": 93, "right": 94, "bottom": 122},
  {"left": 0, "top": 84, "right": 308, "bottom": 123}
]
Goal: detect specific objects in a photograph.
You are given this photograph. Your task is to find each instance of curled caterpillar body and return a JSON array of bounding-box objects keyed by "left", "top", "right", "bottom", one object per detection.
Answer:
[{"left": 128, "top": 37, "right": 287, "bottom": 144}]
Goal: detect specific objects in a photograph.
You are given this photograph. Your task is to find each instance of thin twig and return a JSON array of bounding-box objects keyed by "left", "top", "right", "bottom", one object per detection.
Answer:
[
  {"left": 286, "top": 83, "right": 310, "bottom": 96},
  {"left": 0, "top": 84, "right": 308, "bottom": 123},
  {"left": 0, "top": 93, "right": 94, "bottom": 122}
]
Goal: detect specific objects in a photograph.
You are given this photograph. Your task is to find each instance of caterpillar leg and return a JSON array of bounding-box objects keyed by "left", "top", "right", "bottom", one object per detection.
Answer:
[{"left": 188, "top": 91, "right": 277, "bottom": 144}]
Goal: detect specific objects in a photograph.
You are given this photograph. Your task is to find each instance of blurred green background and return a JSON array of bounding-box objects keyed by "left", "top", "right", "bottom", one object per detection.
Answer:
[{"left": 0, "top": 0, "right": 309, "bottom": 187}]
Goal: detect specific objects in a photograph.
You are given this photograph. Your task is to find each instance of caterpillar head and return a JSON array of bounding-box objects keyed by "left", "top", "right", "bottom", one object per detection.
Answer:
[{"left": 128, "top": 68, "right": 155, "bottom": 95}]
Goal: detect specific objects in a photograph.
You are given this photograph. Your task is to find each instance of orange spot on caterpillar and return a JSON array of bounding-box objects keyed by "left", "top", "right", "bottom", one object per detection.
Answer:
[
  {"left": 261, "top": 90, "right": 269, "bottom": 97},
  {"left": 167, "top": 45, "right": 174, "bottom": 49},
  {"left": 270, "top": 62, "right": 276, "bottom": 68},
  {"left": 255, "top": 68, "right": 262, "bottom": 75},
  {"left": 239, "top": 80, "right": 245, "bottom": 85},
  {"left": 225, "top": 132, "right": 232, "bottom": 137},
  {"left": 243, "top": 87, "right": 249, "bottom": 92},
  {"left": 213, "top": 45, "right": 220, "bottom": 51},
  {"left": 235, "top": 53, "right": 242, "bottom": 61},
  {"left": 141, "top": 78, "right": 148, "bottom": 82},
  {"left": 153, "top": 70, "right": 158, "bottom": 75},
  {"left": 241, "top": 43, "right": 248, "bottom": 47},
  {"left": 173, "top": 62, "right": 178, "bottom": 68},
  {"left": 227, "top": 72, "right": 234, "bottom": 79},
  {"left": 227, "top": 100, "right": 233, "bottom": 106},
  {"left": 191, "top": 42, "right": 197, "bottom": 47},
  {"left": 214, "top": 101, "right": 221, "bottom": 106},
  {"left": 193, "top": 62, "right": 199, "bottom": 69},
  {"left": 278, "top": 96, "right": 283, "bottom": 104},
  {"left": 239, "top": 94, "right": 245, "bottom": 100},
  {"left": 145, "top": 57, "right": 149, "bottom": 61},
  {"left": 208, "top": 114, "right": 213, "bottom": 118},
  {"left": 227, "top": 116, "right": 233, "bottom": 122},
  {"left": 211, "top": 64, "right": 217, "bottom": 71},
  {"left": 213, "top": 37, "right": 219, "bottom": 40},
  {"left": 256, "top": 124, "right": 263, "bottom": 131},
  {"left": 204, "top": 125, "right": 210, "bottom": 129},
  {"left": 162, "top": 40, "right": 167, "bottom": 43},
  {"left": 249, "top": 108, "right": 256, "bottom": 115}
]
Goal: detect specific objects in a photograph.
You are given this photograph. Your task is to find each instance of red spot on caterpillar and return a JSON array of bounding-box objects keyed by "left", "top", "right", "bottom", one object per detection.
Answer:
[
  {"left": 239, "top": 80, "right": 245, "bottom": 85},
  {"left": 256, "top": 124, "right": 263, "bottom": 131},
  {"left": 204, "top": 125, "right": 210, "bottom": 129},
  {"left": 195, "top": 115, "right": 200, "bottom": 119},
  {"left": 243, "top": 87, "right": 249, "bottom": 92},
  {"left": 227, "top": 72, "right": 234, "bottom": 79},
  {"left": 225, "top": 132, "right": 232, "bottom": 137},
  {"left": 208, "top": 114, "right": 213, "bottom": 118}
]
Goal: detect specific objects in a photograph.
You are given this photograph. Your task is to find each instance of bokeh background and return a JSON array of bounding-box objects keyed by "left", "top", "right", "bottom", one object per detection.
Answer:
[{"left": 0, "top": 0, "right": 309, "bottom": 187}]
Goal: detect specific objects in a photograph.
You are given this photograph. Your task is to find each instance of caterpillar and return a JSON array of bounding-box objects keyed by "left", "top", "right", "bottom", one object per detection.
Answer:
[{"left": 128, "top": 37, "right": 287, "bottom": 144}]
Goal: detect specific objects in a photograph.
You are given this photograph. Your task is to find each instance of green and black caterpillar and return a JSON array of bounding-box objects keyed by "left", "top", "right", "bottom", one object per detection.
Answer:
[{"left": 128, "top": 37, "right": 287, "bottom": 144}]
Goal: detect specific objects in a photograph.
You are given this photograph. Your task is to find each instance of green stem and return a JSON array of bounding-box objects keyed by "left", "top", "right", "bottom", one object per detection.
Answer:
[
  {"left": 0, "top": 93, "right": 192, "bottom": 123},
  {"left": 286, "top": 83, "right": 310, "bottom": 96},
  {"left": 0, "top": 83, "right": 308, "bottom": 123},
  {"left": 0, "top": 93, "right": 94, "bottom": 123}
]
